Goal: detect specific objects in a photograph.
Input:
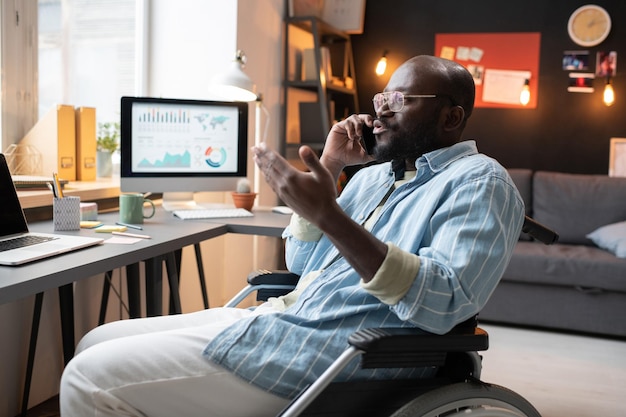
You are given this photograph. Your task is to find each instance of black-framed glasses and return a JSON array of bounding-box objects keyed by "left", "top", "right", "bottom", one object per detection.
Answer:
[{"left": 372, "top": 91, "right": 453, "bottom": 113}]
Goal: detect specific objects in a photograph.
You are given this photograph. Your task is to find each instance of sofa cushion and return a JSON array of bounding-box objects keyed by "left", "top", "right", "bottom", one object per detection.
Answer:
[
  {"left": 503, "top": 240, "right": 626, "bottom": 292},
  {"left": 586, "top": 221, "right": 626, "bottom": 258},
  {"left": 532, "top": 171, "right": 626, "bottom": 245},
  {"left": 508, "top": 168, "right": 533, "bottom": 240}
]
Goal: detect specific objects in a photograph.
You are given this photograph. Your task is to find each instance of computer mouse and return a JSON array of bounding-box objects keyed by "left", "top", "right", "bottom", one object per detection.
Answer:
[{"left": 272, "top": 206, "right": 294, "bottom": 215}]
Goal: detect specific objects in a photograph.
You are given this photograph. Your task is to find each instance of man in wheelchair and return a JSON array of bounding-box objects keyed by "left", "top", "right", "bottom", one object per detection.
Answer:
[{"left": 60, "top": 55, "right": 525, "bottom": 417}]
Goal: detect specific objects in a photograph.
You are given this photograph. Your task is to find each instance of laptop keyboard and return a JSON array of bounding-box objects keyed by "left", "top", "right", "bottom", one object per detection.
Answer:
[{"left": 0, "top": 235, "right": 58, "bottom": 252}]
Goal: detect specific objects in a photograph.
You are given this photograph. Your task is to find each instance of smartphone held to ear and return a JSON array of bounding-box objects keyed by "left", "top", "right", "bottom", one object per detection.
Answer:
[{"left": 361, "top": 124, "right": 376, "bottom": 155}]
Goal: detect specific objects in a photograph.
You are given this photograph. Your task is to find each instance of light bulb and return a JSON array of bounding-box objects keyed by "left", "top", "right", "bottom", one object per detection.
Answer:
[
  {"left": 603, "top": 80, "right": 615, "bottom": 106},
  {"left": 375, "top": 56, "right": 387, "bottom": 76},
  {"left": 519, "top": 79, "right": 530, "bottom": 106}
]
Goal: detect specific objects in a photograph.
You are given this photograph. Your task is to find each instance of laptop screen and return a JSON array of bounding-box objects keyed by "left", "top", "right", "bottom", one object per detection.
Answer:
[{"left": 0, "top": 154, "right": 31, "bottom": 237}]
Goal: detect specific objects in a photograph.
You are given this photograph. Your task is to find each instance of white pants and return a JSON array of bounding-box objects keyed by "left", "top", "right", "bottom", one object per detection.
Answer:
[{"left": 60, "top": 305, "right": 291, "bottom": 417}]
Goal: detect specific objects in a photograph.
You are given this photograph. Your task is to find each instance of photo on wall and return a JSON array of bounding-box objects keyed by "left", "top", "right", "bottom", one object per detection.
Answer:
[
  {"left": 596, "top": 51, "right": 617, "bottom": 77},
  {"left": 563, "top": 51, "right": 589, "bottom": 71}
]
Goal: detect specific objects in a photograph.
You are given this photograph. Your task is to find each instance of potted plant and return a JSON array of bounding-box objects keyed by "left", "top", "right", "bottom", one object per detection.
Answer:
[
  {"left": 96, "top": 122, "right": 120, "bottom": 177},
  {"left": 231, "top": 178, "right": 257, "bottom": 211}
]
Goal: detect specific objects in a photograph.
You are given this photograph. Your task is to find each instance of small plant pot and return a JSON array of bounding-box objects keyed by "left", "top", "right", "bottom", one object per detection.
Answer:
[
  {"left": 97, "top": 151, "right": 113, "bottom": 177},
  {"left": 231, "top": 192, "right": 257, "bottom": 211}
]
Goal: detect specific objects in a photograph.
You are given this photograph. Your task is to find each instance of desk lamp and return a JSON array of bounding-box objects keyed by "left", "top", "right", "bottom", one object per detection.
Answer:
[{"left": 210, "top": 50, "right": 269, "bottom": 196}]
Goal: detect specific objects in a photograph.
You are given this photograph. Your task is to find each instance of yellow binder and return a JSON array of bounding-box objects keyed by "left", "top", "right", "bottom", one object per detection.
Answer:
[
  {"left": 75, "top": 107, "right": 97, "bottom": 181},
  {"left": 19, "top": 104, "right": 77, "bottom": 181}
]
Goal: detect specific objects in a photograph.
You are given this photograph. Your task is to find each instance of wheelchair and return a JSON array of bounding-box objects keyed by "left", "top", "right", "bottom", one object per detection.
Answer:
[{"left": 226, "top": 216, "right": 557, "bottom": 417}]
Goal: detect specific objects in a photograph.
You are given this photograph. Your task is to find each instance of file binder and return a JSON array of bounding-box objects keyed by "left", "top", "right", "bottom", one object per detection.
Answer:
[
  {"left": 19, "top": 104, "right": 77, "bottom": 180},
  {"left": 75, "top": 107, "right": 97, "bottom": 180}
]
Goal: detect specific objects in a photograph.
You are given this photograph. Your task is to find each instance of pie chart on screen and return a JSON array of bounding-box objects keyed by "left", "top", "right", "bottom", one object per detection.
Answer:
[{"left": 204, "top": 147, "right": 227, "bottom": 168}]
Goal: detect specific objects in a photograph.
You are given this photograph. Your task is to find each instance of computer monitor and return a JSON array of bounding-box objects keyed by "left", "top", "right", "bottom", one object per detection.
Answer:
[{"left": 120, "top": 96, "right": 249, "bottom": 209}]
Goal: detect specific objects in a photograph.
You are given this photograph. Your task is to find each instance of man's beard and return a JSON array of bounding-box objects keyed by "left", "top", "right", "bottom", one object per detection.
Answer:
[{"left": 372, "top": 120, "right": 439, "bottom": 163}]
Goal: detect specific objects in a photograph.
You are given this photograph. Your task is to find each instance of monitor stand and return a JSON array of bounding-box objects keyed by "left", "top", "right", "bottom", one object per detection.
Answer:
[{"left": 162, "top": 192, "right": 197, "bottom": 211}]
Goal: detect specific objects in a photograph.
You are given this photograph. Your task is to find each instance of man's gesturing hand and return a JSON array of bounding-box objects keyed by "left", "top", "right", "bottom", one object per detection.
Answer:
[{"left": 252, "top": 143, "right": 340, "bottom": 227}]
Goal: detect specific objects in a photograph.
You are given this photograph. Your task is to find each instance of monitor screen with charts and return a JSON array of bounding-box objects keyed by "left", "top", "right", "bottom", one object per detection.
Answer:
[{"left": 120, "top": 96, "right": 249, "bottom": 208}]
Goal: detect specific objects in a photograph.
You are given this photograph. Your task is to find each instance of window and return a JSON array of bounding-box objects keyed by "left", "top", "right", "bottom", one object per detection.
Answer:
[
  {"left": 38, "top": 0, "right": 136, "bottom": 123},
  {"left": 0, "top": 0, "right": 136, "bottom": 152}
]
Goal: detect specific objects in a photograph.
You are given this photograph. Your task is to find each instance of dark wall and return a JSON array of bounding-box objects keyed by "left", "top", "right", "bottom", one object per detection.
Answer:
[{"left": 351, "top": 0, "right": 626, "bottom": 174}]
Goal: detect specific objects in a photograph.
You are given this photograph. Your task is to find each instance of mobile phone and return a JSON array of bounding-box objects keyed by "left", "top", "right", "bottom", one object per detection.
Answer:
[{"left": 361, "top": 124, "right": 376, "bottom": 155}]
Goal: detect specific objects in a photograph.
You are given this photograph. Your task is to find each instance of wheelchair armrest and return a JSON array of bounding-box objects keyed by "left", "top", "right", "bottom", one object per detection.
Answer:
[
  {"left": 348, "top": 327, "right": 488, "bottom": 369},
  {"left": 247, "top": 269, "right": 301, "bottom": 286},
  {"left": 523, "top": 215, "right": 559, "bottom": 244}
]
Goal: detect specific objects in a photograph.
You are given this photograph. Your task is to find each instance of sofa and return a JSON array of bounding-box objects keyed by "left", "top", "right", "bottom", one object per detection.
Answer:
[{"left": 479, "top": 169, "right": 626, "bottom": 339}]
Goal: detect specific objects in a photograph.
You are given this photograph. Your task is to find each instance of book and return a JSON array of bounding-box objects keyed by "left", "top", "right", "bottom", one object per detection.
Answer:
[{"left": 12, "top": 175, "right": 68, "bottom": 190}]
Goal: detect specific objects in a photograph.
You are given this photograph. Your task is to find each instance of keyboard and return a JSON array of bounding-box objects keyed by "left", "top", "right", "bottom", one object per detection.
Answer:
[
  {"left": 172, "top": 208, "right": 254, "bottom": 220},
  {"left": 0, "top": 235, "right": 57, "bottom": 252}
]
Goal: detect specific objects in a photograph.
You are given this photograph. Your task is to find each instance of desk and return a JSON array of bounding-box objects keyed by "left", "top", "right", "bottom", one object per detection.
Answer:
[
  {"left": 0, "top": 210, "right": 230, "bottom": 305},
  {"left": 0, "top": 207, "right": 290, "bottom": 416}
]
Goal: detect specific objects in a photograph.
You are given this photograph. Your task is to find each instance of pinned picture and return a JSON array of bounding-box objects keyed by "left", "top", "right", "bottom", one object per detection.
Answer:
[
  {"left": 467, "top": 64, "right": 484, "bottom": 85},
  {"left": 563, "top": 51, "right": 589, "bottom": 71}
]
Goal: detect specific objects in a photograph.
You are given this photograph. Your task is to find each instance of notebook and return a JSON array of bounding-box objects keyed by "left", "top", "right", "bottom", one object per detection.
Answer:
[{"left": 0, "top": 154, "right": 104, "bottom": 266}]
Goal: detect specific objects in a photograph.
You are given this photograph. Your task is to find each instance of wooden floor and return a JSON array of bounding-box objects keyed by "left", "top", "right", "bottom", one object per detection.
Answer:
[
  {"left": 480, "top": 323, "right": 626, "bottom": 417},
  {"left": 24, "top": 324, "right": 626, "bottom": 417}
]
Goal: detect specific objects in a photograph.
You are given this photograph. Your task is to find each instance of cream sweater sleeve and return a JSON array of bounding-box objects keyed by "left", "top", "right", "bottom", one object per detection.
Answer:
[
  {"left": 288, "top": 213, "right": 323, "bottom": 242},
  {"left": 360, "top": 242, "right": 421, "bottom": 305}
]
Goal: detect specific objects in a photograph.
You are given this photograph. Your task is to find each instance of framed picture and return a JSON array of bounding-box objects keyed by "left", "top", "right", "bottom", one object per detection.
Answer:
[
  {"left": 562, "top": 51, "right": 589, "bottom": 71},
  {"left": 596, "top": 51, "right": 617, "bottom": 77},
  {"left": 321, "top": 0, "right": 366, "bottom": 34},
  {"left": 609, "top": 138, "right": 626, "bottom": 177}
]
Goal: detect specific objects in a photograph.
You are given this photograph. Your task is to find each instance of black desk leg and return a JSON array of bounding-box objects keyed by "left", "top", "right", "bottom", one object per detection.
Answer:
[
  {"left": 98, "top": 270, "right": 113, "bottom": 325},
  {"left": 126, "top": 263, "right": 141, "bottom": 318},
  {"left": 194, "top": 243, "right": 209, "bottom": 309},
  {"left": 58, "top": 283, "right": 75, "bottom": 365},
  {"left": 144, "top": 257, "right": 163, "bottom": 317},
  {"left": 165, "top": 252, "right": 182, "bottom": 315},
  {"left": 21, "top": 292, "right": 44, "bottom": 417}
]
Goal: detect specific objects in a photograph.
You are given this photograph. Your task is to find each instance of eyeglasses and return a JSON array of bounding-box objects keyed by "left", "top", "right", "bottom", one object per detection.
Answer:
[{"left": 372, "top": 91, "right": 453, "bottom": 113}]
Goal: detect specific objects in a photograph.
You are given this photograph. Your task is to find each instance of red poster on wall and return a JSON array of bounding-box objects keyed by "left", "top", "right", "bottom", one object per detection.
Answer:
[{"left": 435, "top": 33, "right": 541, "bottom": 109}]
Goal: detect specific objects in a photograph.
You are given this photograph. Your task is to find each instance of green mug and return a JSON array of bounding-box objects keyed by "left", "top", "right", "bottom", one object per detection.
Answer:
[{"left": 119, "top": 193, "right": 156, "bottom": 224}]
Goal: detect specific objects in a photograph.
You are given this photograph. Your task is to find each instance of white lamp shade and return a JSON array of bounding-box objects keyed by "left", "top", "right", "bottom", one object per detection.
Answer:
[{"left": 210, "top": 61, "right": 257, "bottom": 102}]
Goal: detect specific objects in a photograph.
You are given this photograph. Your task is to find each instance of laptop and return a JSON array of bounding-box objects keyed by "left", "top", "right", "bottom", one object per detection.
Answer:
[{"left": 0, "top": 154, "right": 104, "bottom": 266}]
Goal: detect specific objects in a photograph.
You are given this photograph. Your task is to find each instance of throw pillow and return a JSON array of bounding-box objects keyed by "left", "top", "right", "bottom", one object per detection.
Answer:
[{"left": 586, "top": 221, "right": 626, "bottom": 258}]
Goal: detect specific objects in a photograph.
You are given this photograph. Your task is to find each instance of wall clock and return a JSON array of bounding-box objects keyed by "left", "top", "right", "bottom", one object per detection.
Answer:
[{"left": 568, "top": 4, "right": 612, "bottom": 47}]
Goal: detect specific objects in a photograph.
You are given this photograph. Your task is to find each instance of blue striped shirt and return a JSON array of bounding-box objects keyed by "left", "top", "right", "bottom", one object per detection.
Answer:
[{"left": 203, "top": 140, "right": 524, "bottom": 399}]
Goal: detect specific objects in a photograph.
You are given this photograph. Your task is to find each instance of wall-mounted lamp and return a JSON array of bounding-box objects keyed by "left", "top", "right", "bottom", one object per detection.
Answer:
[
  {"left": 375, "top": 51, "right": 388, "bottom": 76},
  {"left": 519, "top": 79, "right": 531, "bottom": 106},
  {"left": 603, "top": 76, "right": 615, "bottom": 106}
]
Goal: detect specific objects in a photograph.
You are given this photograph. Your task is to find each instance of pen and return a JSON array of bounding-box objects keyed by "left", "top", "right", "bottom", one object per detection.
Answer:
[
  {"left": 53, "top": 172, "right": 64, "bottom": 198},
  {"left": 116, "top": 221, "right": 143, "bottom": 230},
  {"left": 112, "top": 231, "right": 151, "bottom": 239}
]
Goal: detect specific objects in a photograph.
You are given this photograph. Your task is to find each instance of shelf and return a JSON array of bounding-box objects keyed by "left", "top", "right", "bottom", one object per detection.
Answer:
[
  {"left": 281, "top": 13, "right": 359, "bottom": 156},
  {"left": 286, "top": 16, "right": 350, "bottom": 41},
  {"left": 285, "top": 80, "right": 356, "bottom": 95}
]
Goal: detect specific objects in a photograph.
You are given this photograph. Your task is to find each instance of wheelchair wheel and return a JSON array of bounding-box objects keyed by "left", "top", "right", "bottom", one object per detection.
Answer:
[{"left": 389, "top": 381, "right": 541, "bottom": 417}]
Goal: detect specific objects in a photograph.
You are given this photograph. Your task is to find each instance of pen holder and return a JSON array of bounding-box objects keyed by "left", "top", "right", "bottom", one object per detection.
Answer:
[{"left": 53, "top": 196, "right": 81, "bottom": 231}]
